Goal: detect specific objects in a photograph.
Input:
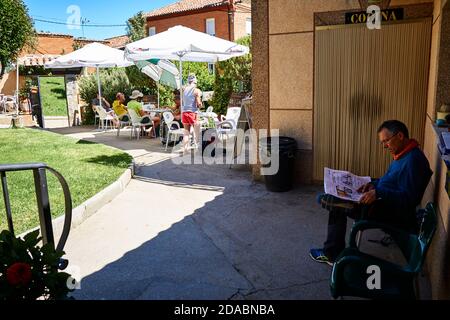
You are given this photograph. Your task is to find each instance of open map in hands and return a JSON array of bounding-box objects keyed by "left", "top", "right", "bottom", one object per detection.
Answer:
[{"left": 324, "top": 168, "right": 371, "bottom": 202}]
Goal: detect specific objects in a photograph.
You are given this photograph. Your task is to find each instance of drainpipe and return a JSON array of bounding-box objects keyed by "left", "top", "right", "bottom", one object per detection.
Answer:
[{"left": 227, "top": 0, "right": 236, "bottom": 41}]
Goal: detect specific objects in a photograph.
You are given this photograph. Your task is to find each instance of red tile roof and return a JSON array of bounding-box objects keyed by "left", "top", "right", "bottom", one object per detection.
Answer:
[
  {"left": 75, "top": 38, "right": 110, "bottom": 44},
  {"left": 145, "top": 0, "right": 229, "bottom": 18},
  {"left": 104, "top": 35, "right": 129, "bottom": 48},
  {"left": 37, "top": 32, "right": 73, "bottom": 39}
]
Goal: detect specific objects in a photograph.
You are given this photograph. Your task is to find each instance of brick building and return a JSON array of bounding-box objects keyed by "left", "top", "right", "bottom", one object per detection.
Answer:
[
  {"left": 145, "top": 0, "right": 252, "bottom": 41},
  {"left": 0, "top": 32, "right": 112, "bottom": 128},
  {"left": 0, "top": 32, "right": 110, "bottom": 96}
]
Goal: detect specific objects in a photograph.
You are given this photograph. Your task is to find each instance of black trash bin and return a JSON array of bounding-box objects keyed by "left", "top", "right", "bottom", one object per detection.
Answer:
[
  {"left": 260, "top": 136, "right": 297, "bottom": 192},
  {"left": 32, "top": 104, "right": 43, "bottom": 128},
  {"left": 30, "top": 91, "right": 43, "bottom": 128}
]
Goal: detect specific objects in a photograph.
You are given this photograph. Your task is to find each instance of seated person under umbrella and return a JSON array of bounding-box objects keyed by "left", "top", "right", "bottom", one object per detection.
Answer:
[
  {"left": 113, "top": 92, "right": 129, "bottom": 121},
  {"left": 127, "top": 90, "right": 160, "bottom": 136},
  {"left": 169, "top": 90, "right": 182, "bottom": 125},
  {"left": 92, "top": 94, "right": 112, "bottom": 113},
  {"left": 92, "top": 94, "right": 119, "bottom": 128}
]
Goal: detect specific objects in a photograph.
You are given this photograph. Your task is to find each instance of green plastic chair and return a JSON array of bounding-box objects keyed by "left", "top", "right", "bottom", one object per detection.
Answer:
[{"left": 330, "top": 203, "right": 437, "bottom": 300}]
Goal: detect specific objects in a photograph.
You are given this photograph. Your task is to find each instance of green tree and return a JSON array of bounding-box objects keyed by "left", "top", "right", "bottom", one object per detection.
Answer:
[
  {"left": 210, "top": 36, "right": 252, "bottom": 116},
  {"left": 125, "top": 11, "right": 158, "bottom": 98},
  {"left": 72, "top": 40, "right": 84, "bottom": 51},
  {"left": 126, "top": 11, "right": 146, "bottom": 42},
  {"left": 177, "top": 61, "right": 215, "bottom": 92},
  {"left": 0, "top": 0, "right": 36, "bottom": 78}
]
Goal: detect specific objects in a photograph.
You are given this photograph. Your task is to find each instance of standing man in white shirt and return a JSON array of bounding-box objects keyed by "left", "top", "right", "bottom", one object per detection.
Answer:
[{"left": 182, "top": 74, "right": 203, "bottom": 153}]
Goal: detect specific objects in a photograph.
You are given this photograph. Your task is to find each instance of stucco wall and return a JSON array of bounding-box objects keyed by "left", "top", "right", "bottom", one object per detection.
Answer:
[
  {"left": 267, "top": 0, "right": 363, "bottom": 184},
  {"left": 264, "top": 0, "right": 434, "bottom": 184},
  {"left": 422, "top": 0, "right": 450, "bottom": 300},
  {"left": 34, "top": 35, "right": 74, "bottom": 55},
  {"left": 234, "top": 4, "right": 252, "bottom": 41},
  {"left": 251, "top": 0, "right": 270, "bottom": 181},
  {"left": 0, "top": 73, "right": 24, "bottom": 96}
]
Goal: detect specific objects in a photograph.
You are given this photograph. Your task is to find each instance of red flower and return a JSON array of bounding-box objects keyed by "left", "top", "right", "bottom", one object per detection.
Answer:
[{"left": 6, "top": 263, "right": 32, "bottom": 287}]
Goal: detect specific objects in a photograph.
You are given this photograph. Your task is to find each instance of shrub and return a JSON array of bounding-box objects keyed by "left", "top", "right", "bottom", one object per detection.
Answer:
[
  {"left": 80, "top": 104, "right": 95, "bottom": 125},
  {"left": 210, "top": 73, "right": 233, "bottom": 116},
  {"left": 210, "top": 35, "right": 252, "bottom": 116},
  {"left": 176, "top": 61, "right": 214, "bottom": 92},
  {"left": 79, "top": 68, "right": 133, "bottom": 105},
  {"left": 78, "top": 68, "right": 134, "bottom": 124}
]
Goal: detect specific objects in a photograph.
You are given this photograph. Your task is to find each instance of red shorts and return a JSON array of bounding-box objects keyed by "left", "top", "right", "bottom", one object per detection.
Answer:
[{"left": 182, "top": 112, "right": 198, "bottom": 125}]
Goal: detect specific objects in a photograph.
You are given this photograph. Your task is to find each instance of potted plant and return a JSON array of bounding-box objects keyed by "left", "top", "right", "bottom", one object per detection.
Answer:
[
  {"left": 18, "top": 79, "right": 35, "bottom": 113},
  {"left": 0, "top": 230, "right": 73, "bottom": 301}
]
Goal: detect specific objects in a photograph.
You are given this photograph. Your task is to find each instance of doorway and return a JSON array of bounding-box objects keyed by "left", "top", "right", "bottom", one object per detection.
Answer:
[
  {"left": 313, "top": 19, "right": 432, "bottom": 181},
  {"left": 38, "top": 76, "right": 70, "bottom": 128}
]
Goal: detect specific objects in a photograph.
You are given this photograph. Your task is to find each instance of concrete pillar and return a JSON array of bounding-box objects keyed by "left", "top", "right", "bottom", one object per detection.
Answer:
[{"left": 65, "top": 74, "right": 80, "bottom": 126}]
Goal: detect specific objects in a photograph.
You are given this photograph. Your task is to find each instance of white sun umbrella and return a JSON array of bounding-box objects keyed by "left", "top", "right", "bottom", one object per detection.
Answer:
[
  {"left": 135, "top": 59, "right": 180, "bottom": 107},
  {"left": 45, "top": 42, "right": 133, "bottom": 108},
  {"left": 125, "top": 25, "right": 249, "bottom": 108}
]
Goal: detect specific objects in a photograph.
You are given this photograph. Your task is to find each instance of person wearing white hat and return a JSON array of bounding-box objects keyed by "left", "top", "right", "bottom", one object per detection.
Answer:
[
  {"left": 126, "top": 90, "right": 157, "bottom": 136},
  {"left": 127, "top": 90, "right": 145, "bottom": 116},
  {"left": 182, "top": 73, "right": 203, "bottom": 152}
]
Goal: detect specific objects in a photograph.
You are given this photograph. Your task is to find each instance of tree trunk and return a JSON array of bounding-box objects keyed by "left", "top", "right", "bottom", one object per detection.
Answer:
[{"left": 0, "top": 58, "right": 6, "bottom": 79}]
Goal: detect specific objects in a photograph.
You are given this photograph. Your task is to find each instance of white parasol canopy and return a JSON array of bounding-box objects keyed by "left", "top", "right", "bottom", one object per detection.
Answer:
[
  {"left": 45, "top": 42, "right": 132, "bottom": 69},
  {"left": 125, "top": 25, "right": 249, "bottom": 108},
  {"left": 125, "top": 26, "right": 249, "bottom": 63},
  {"left": 45, "top": 42, "right": 133, "bottom": 109}
]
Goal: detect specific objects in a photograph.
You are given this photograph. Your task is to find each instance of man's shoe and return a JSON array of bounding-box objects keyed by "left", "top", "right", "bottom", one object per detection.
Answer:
[{"left": 309, "top": 248, "right": 334, "bottom": 266}]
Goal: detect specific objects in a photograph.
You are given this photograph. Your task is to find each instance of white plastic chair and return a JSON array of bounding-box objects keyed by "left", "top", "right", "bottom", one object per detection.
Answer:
[
  {"left": 92, "top": 106, "right": 100, "bottom": 127},
  {"left": 116, "top": 114, "right": 131, "bottom": 137},
  {"left": 219, "top": 107, "right": 241, "bottom": 124},
  {"left": 1, "top": 96, "right": 18, "bottom": 115},
  {"left": 128, "top": 109, "right": 153, "bottom": 140},
  {"left": 216, "top": 107, "right": 241, "bottom": 141},
  {"left": 94, "top": 105, "right": 116, "bottom": 131},
  {"left": 199, "top": 106, "right": 219, "bottom": 129},
  {"left": 162, "top": 112, "right": 185, "bottom": 151}
]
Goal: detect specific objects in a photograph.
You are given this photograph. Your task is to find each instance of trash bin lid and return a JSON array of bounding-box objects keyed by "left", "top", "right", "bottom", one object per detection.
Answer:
[{"left": 259, "top": 136, "right": 297, "bottom": 151}]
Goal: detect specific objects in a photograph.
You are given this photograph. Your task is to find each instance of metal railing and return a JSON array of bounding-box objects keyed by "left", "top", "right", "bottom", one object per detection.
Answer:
[{"left": 0, "top": 163, "right": 72, "bottom": 256}]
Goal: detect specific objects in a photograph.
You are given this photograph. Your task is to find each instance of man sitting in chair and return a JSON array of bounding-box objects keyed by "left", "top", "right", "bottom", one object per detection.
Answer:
[
  {"left": 92, "top": 94, "right": 112, "bottom": 112},
  {"left": 310, "top": 120, "right": 432, "bottom": 266},
  {"left": 127, "top": 90, "right": 161, "bottom": 137},
  {"left": 113, "top": 92, "right": 129, "bottom": 121}
]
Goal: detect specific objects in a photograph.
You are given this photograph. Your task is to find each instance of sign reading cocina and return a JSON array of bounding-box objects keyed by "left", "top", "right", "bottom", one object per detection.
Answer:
[{"left": 345, "top": 8, "right": 404, "bottom": 24}]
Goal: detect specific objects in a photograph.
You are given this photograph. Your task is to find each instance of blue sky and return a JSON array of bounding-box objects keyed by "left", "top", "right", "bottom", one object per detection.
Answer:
[{"left": 23, "top": 0, "right": 176, "bottom": 40}]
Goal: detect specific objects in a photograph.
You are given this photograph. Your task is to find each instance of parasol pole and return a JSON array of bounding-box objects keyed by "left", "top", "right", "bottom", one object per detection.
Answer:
[
  {"left": 96, "top": 66, "right": 103, "bottom": 108},
  {"left": 157, "top": 84, "right": 160, "bottom": 108},
  {"left": 178, "top": 55, "right": 183, "bottom": 112},
  {"left": 16, "top": 59, "right": 20, "bottom": 111}
]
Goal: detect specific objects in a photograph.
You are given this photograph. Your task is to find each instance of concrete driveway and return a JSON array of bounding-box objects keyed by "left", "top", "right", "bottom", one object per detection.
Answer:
[{"left": 48, "top": 126, "right": 430, "bottom": 300}]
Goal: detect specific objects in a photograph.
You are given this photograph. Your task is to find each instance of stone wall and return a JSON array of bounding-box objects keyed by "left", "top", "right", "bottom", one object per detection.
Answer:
[{"left": 65, "top": 75, "right": 80, "bottom": 127}]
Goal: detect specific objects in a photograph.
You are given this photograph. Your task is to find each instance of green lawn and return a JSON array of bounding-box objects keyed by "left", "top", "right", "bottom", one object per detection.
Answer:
[
  {"left": 39, "top": 77, "right": 68, "bottom": 117},
  {"left": 0, "top": 129, "right": 133, "bottom": 234}
]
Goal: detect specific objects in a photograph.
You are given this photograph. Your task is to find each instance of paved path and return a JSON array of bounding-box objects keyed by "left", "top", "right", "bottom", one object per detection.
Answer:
[{"left": 49, "top": 126, "right": 430, "bottom": 300}]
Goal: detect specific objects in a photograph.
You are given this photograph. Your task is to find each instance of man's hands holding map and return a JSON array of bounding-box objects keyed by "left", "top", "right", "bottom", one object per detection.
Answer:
[{"left": 357, "top": 183, "right": 377, "bottom": 205}]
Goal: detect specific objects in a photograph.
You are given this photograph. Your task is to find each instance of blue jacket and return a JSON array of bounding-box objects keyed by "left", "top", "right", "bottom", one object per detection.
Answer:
[{"left": 372, "top": 147, "right": 432, "bottom": 229}]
